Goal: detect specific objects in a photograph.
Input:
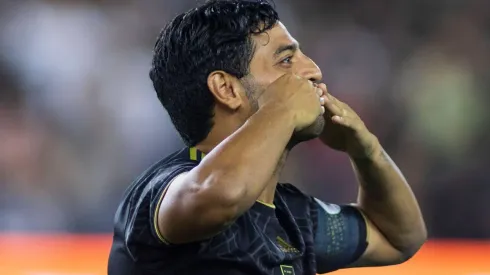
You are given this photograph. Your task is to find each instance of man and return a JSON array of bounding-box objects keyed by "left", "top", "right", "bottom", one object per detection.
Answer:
[{"left": 108, "top": 1, "right": 427, "bottom": 274}]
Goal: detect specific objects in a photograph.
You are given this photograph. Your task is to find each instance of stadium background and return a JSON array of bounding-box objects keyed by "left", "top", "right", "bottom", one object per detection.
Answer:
[{"left": 0, "top": 0, "right": 489, "bottom": 274}]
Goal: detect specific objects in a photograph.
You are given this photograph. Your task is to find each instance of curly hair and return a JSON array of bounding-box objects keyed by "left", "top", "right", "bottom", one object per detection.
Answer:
[{"left": 149, "top": 0, "right": 279, "bottom": 146}]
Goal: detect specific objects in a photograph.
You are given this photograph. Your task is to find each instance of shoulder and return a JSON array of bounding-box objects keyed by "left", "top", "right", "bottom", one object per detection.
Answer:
[
  {"left": 276, "top": 183, "right": 316, "bottom": 217},
  {"left": 113, "top": 148, "right": 198, "bottom": 244},
  {"left": 276, "top": 183, "right": 342, "bottom": 214},
  {"left": 276, "top": 183, "right": 309, "bottom": 197},
  {"left": 125, "top": 148, "right": 197, "bottom": 201},
  {"left": 276, "top": 183, "right": 314, "bottom": 203}
]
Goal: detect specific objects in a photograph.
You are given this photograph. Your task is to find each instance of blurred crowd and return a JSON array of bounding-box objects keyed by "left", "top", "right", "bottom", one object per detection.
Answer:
[{"left": 0, "top": 0, "right": 489, "bottom": 238}]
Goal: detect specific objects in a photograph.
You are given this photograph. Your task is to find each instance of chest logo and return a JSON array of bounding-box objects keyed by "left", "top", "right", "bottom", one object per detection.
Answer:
[{"left": 280, "top": 265, "right": 295, "bottom": 275}]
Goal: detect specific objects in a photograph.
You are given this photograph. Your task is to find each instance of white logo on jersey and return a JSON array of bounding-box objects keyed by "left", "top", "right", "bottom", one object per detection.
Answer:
[{"left": 314, "top": 198, "right": 342, "bottom": 215}]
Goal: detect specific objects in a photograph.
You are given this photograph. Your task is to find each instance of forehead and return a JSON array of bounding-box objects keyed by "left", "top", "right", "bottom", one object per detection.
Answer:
[{"left": 251, "top": 22, "right": 298, "bottom": 58}]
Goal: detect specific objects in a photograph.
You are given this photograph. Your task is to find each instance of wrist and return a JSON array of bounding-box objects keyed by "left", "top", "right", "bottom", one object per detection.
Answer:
[
  {"left": 258, "top": 103, "right": 296, "bottom": 131},
  {"left": 348, "top": 135, "right": 383, "bottom": 162}
]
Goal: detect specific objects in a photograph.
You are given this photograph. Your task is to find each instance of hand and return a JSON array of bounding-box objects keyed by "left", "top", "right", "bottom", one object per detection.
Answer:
[
  {"left": 317, "top": 84, "right": 380, "bottom": 159},
  {"left": 258, "top": 73, "right": 326, "bottom": 131}
]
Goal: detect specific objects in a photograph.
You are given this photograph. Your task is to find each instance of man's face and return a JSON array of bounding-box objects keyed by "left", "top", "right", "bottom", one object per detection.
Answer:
[{"left": 245, "top": 22, "right": 325, "bottom": 146}]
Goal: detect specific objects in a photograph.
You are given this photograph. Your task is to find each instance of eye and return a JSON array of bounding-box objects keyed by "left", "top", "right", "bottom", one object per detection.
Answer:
[{"left": 280, "top": 56, "right": 293, "bottom": 64}]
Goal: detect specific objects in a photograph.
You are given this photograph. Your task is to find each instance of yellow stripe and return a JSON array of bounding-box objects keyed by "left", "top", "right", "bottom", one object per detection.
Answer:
[
  {"left": 256, "top": 199, "right": 276, "bottom": 209},
  {"left": 350, "top": 204, "right": 370, "bottom": 242},
  {"left": 153, "top": 184, "right": 172, "bottom": 244},
  {"left": 358, "top": 208, "right": 370, "bottom": 242},
  {"left": 277, "top": 236, "right": 289, "bottom": 247},
  {"left": 189, "top": 147, "right": 197, "bottom": 161},
  {"left": 201, "top": 151, "right": 206, "bottom": 159}
]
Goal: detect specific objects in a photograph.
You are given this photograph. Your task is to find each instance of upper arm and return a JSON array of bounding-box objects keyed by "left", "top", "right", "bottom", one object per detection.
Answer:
[
  {"left": 346, "top": 206, "right": 408, "bottom": 268},
  {"left": 313, "top": 200, "right": 407, "bottom": 273},
  {"left": 152, "top": 172, "right": 188, "bottom": 245},
  {"left": 154, "top": 170, "right": 238, "bottom": 245}
]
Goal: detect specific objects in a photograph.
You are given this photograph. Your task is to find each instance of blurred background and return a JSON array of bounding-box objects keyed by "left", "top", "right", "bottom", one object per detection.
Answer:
[{"left": 0, "top": 0, "right": 489, "bottom": 270}]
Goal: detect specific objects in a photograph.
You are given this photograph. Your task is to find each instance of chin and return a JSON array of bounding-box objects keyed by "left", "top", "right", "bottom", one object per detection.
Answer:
[{"left": 287, "top": 116, "right": 325, "bottom": 149}]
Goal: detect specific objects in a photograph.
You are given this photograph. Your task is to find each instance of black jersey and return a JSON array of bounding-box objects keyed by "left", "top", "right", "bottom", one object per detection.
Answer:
[{"left": 108, "top": 147, "right": 368, "bottom": 275}]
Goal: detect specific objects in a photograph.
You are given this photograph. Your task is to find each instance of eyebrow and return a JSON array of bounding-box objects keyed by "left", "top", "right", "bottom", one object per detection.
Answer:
[{"left": 273, "top": 43, "right": 299, "bottom": 59}]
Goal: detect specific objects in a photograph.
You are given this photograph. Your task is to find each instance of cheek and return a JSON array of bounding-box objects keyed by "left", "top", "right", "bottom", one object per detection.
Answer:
[
  {"left": 254, "top": 73, "right": 286, "bottom": 89},
  {"left": 251, "top": 63, "right": 287, "bottom": 86}
]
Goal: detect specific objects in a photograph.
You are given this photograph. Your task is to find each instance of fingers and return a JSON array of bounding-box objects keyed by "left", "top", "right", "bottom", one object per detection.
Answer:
[
  {"left": 316, "top": 87, "right": 323, "bottom": 97},
  {"left": 332, "top": 115, "right": 355, "bottom": 129},
  {"left": 323, "top": 90, "right": 354, "bottom": 117},
  {"left": 318, "top": 94, "right": 326, "bottom": 115},
  {"left": 317, "top": 86, "right": 363, "bottom": 131},
  {"left": 323, "top": 95, "right": 344, "bottom": 117},
  {"left": 315, "top": 83, "right": 326, "bottom": 115},
  {"left": 323, "top": 94, "right": 360, "bottom": 130},
  {"left": 316, "top": 84, "right": 343, "bottom": 115},
  {"left": 316, "top": 83, "right": 327, "bottom": 92},
  {"left": 325, "top": 91, "right": 341, "bottom": 105},
  {"left": 331, "top": 113, "right": 365, "bottom": 132},
  {"left": 327, "top": 99, "right": 354, "bottom": 128},
  {"left": 332, "top": 115, "right": 346, "bottom": 124}
]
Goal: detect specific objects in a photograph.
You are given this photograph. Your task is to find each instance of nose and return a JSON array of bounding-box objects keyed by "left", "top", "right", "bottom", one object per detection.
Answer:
[{"left": 295, "top": 54, "right": 323, "bottom": 83}]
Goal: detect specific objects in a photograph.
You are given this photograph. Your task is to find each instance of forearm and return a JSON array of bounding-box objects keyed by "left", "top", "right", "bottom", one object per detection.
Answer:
[
  {"left": 194, "top": 104, "right": 294, "bottom": 214},
  {"left": 158, "top": 104, "right": 298, "bottom": 243},
  {"left": 351, "top": 145, "right": 427, "bottom": 254}
]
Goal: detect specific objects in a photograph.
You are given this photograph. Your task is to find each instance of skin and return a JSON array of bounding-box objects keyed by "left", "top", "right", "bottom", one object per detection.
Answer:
[{"left": 157, "top": 22, "right": 427, "bottom": 268}]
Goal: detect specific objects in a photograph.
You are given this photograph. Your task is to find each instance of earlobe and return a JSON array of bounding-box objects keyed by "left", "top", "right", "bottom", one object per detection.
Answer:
[{"left": 207, "top": 71, "right": 243, "bottom": 111}]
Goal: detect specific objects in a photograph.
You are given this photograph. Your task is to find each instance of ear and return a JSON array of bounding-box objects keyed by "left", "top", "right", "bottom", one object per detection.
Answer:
[{"left": 207, "top": 71, "right": 243, "bottom": 111}]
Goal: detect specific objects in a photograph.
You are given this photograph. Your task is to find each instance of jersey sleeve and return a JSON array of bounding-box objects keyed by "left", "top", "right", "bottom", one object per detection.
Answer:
[
  {"left": 312, "top": 198, "right": 368, "bottom": 273},
  {"left": 121, "top": 163, "right": 195, "bottom": 254},
  {"left": 147, "top": 166, "right": 194, "bottom": 245}
]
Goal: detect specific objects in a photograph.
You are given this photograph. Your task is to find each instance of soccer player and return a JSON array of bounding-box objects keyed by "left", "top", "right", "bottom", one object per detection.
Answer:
[{"left": 108, "top": 1, "right": 427, "bottom": 274}]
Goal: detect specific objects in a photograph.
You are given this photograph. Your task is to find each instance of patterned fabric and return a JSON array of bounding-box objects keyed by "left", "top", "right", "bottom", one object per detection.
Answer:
[
  {"left": 108, "top": 148, "right": 367, "bottom": 275},
  {"left": 313, "top": 200, "right": 368, "bottom": 273}
]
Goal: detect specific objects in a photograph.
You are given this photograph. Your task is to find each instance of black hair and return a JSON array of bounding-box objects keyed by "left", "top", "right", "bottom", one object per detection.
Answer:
[{"left": 149, "top": 0, "right": 279, "bottom": 146}]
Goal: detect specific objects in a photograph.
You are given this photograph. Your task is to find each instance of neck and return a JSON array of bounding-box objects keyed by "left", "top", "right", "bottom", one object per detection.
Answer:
[
  {"left": 256, "top": 149, "right": 289, "bottom": 205},
  {"left": 196, "top": 112, "right": 244, "bottom": 154}
]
